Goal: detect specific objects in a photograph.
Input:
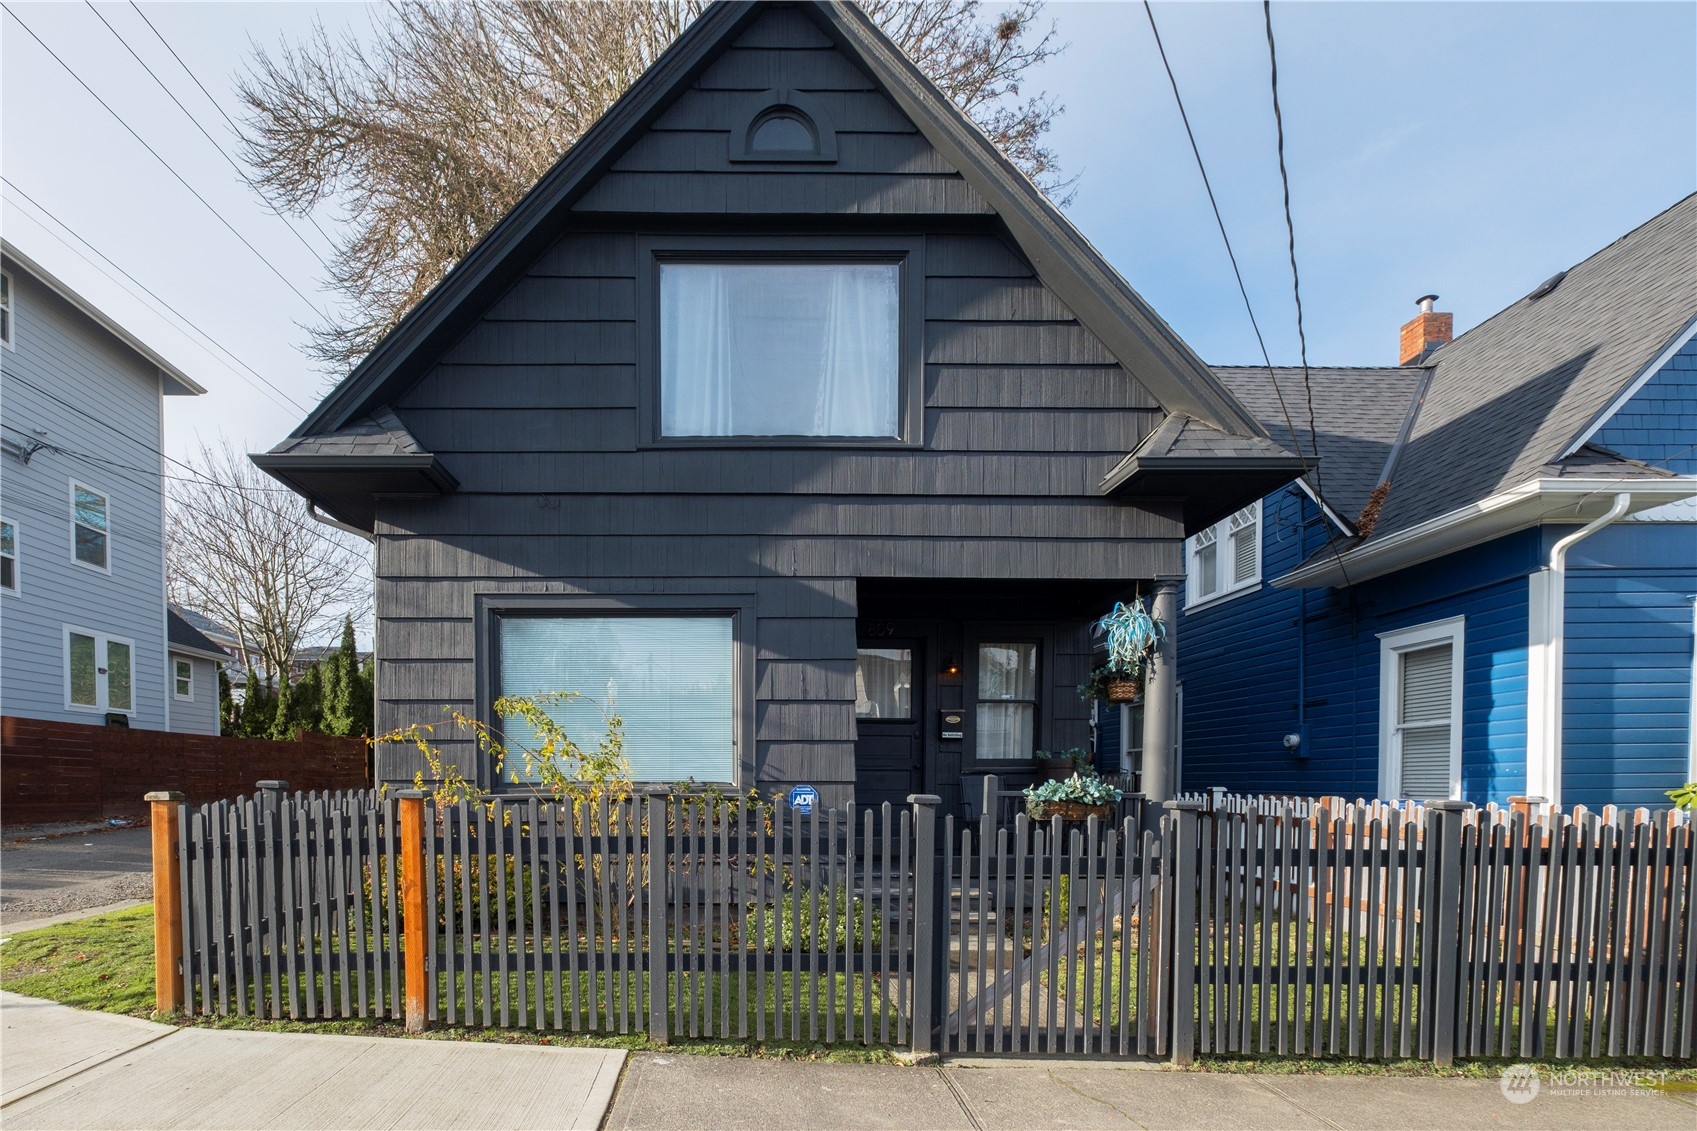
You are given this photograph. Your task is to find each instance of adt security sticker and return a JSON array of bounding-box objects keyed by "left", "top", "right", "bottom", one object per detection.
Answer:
[{"left": 789, "top": 784, "right": 819, "bottom": 815}]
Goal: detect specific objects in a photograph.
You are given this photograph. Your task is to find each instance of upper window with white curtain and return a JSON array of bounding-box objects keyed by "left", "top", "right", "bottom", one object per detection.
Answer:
[
  {"left": 659, "top": 261, "right": 901, "bottom": 439},
  {"left": 1183, "top": 500, "right": 1261, "bottom": 610}
]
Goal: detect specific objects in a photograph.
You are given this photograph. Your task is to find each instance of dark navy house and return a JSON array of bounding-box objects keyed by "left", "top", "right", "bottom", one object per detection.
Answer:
[
  {"left": 1178, "top": 196, "right": 1697, "bottom": 811},
  {"left": 253, "top": 2, "right": 1311, "bottom": 817}
]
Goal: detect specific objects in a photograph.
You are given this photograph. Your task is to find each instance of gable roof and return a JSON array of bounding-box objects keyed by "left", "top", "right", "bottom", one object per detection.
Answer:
[
  {"left": 2, "top": 239, "right": 205, "bottom": 396},
  {"left": 1213, "top": 365, "right": 1427, "bottom": 521},
  {"left": 278, "top": 0, "right": 1268, "bottom": 451},
  {"left": 1274, "top": 193, "right": 1697, "bottom": 587},
  {"left": 167, "top": 608, "right": 228, "bottom": 661},
  {"left": 1373, "top": 193, "right": 1697, "bottom": 538}
]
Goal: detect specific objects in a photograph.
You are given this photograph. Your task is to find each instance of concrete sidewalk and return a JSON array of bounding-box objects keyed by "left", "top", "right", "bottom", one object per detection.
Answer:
[
  {"left": 0, "top": 993, "right": 624, "bottom": 1130},
  {"left": 605, "top": 1052, "right": 1696, "bottom": 1130}
]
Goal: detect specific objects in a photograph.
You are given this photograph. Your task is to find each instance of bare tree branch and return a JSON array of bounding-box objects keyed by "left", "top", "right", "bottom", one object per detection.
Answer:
[
  {"left": 239, "top": 1, "right": 1066, "bottom": 371},
  {"left": 167, "top": 441, "right": 372, "bottom": 688}
]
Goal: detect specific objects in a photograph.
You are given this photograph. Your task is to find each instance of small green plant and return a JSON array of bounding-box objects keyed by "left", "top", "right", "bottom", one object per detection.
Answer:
[
  {"left": 1025, "top": 773, "right": 1124, "bottom": 807},
  {"left": 743, "top": 884, "right": 884, "bottom": 953},
  {"left": 374, "top": 691, "right": 632, "bottom": 817},
  {"left": 1090, "top": 597, "right": 1163, "bottom": 670},
  {"left": 1668, "top": 782, "right": 1697, "bottom": 811}
]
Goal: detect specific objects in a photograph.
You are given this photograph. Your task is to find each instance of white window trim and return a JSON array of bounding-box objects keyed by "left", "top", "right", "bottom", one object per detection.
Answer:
[
  {"left": 1377, "top": 615, "right": 1465, "bottom": 802},
  {"left": 64, "top": 625, "right": 137, "bottom": 715},
  {"left": 0, "top": 514, "right": 17, "bottom": 594},
  {"left": 174, "top": 657, "right": 194, "bottom": 701},
  {"left": 1184, "top": 500, "right": 1263, "bottom": 612},
  {"left": 1, "top": 268, "right": 13, "bottom": 350},
  {"left": 69, "top": 479, "right": 111, "bottom": 574}
]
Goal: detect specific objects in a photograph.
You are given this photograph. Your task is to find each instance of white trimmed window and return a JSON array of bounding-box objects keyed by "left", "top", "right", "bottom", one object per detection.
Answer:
[
  {"left": 1378, "top": 616, "right": 1465, "bottom": 802},
  {"left": 1, "top": 269, "right": 13, "bottom": 348},
  {"left": 496, "top": 613, "right": 735, "bottom": 784},
  {"left": 174, "top": 658, "right": 194, "bottom": 700},
  {"left": 66, "top": 627, "right": 134, "bottom": 713},
  {"left": 71, "top": 482, "right": 110, "bottom": 571},
  {"left": 1184, "top": 501, "right": 1261, "bottom": 609},
  {"left": 1, "top": 516, "right": 16, "bottom": 592}
]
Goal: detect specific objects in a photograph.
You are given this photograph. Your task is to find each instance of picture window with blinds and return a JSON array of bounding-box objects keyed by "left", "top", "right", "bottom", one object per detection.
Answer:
[
  {"left": 1377, "top": 617, "right": 1464, "bottom": 802},
  {"left": 495, "top": 613, "right": 735, "bottom": 785},
  {"left": 1184, "top": 501, "right": 1261, "bottom": 609}
]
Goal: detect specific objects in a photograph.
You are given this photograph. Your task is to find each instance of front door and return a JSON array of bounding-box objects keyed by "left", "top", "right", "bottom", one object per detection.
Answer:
[{"left": 853, "top": 640, "right": 922, "bottom": 813}]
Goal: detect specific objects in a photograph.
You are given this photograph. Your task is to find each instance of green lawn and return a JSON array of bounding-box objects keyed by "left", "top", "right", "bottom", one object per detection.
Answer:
[{"left": 0, "top": 906, "right": 156, "bottom": 1016}]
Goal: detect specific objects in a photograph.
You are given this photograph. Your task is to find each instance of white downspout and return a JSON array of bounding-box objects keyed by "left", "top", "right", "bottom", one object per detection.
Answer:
[{"left": 1526, "top": 492, "right": 1631, "bottom": 809}]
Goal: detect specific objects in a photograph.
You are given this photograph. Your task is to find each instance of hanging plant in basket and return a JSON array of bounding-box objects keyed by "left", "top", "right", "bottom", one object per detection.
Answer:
[
  {"left": 1078, "top": 597, "right": 1165, "bottom": 704},
  {"left": 1024, "top": 772, "right": 1124, "bottom": 822}
]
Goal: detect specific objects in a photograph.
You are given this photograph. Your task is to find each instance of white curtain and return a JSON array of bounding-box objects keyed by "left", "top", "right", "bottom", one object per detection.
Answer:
[{"left": 660, "top": 262, "right": 898, "bottom": 438}]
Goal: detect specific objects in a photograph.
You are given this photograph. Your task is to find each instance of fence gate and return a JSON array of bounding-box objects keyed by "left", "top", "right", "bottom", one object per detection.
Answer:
[{"left": 939, "top": 780, "right": 1169, "bottom": 1055}]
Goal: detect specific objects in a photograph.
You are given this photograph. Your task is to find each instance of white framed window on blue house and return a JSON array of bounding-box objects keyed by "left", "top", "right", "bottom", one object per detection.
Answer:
[
  {"left": 0, "top": 269, "right": 13, "bottom": 348},
  {"left": 1184, "top": 501, "right": 1261, "bottom": 610},
  {"left": 495, "top": 613, "right": 736, "bottom": 785},
  {"left": 70, "top": 481, "right": 110, "bottom": 572},
  {"left": 1, "top": 516, "right": 17, "bottom": 592},
  {"left": 174, "top": 658, "right": 194, "bottom": 701},
  {"left": 1377, "top": 616, "right": 1465, "bottom": 802},
  {"left": 65, "top": 626, "right": 134, "bottom": 714}
]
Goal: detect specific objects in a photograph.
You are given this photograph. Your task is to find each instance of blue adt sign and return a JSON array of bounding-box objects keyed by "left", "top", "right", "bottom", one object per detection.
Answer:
[{"left": 788, "top": 785, "right": 819, "bottom": 815}]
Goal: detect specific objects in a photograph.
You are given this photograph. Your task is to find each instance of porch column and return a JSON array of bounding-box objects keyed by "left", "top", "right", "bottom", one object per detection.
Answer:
[{"left": 1141, "top": 578, "right": 1181, "bottom": 801}]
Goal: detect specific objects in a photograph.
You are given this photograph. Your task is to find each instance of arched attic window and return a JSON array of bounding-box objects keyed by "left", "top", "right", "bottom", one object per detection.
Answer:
[{"left": 730, "top": 89, "right": 838, "bottom": 163}]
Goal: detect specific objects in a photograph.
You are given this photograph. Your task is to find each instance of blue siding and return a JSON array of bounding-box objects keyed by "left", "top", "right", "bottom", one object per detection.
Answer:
[
  {"left": 1589, "top": 331, "right": 1697, "bottom": 474},
  {"left": 1179, "top": 493, "right": 1535, "bottom": 805},
  {"left": 1561, "top": 523, "right": 1696, "bottom": 810}
]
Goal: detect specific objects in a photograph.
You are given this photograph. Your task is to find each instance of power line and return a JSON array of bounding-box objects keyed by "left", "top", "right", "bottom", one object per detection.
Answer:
[
  {"left": 1260, "top": 1, "right": 1329, "bottom": 517},
  {"left": 127, "top": 0, "right": 339, "bottom": 251},
  {"left": 1140, "top": 0, "right": 1354, "bottom": 589},
  {"left": 83, "top": 1, "right": 332, "bottom": 269},
  {"left": 2, "top": 176, "right": 309, "bottom": 414},
  {"left": 1, "top": 3, "right": 329, "bottom": 320}
]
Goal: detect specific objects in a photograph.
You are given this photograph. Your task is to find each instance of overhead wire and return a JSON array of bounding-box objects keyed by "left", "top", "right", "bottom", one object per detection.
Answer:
[
  {"left": 1140, "top": 0, "right": 1355, "bottom": 587},
  {"left": 82, "top": 1, "right": 333, "bottom": 269},
  {"left": 126, "top": 0, "right": 339, "bottom": 250},
  {"left": 1, "top": 2, "right": 330, "bottom": 321},
  {"left": 2, "top": 178, "right": 309, "bottom": 414}
]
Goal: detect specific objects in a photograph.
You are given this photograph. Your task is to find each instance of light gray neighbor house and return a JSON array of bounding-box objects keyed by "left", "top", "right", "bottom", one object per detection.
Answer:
[
  {"left": 256, "top": 1, "right": 1307, "bottom": 816},
  {"left": 0, "top": 239, "right": 223, "bottom": 735}
]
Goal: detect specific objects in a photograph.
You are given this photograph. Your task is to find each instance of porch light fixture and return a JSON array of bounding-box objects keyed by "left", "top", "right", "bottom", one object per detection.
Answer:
[{"left": 940, "top": 653, "right": 961, "bottom": 677}]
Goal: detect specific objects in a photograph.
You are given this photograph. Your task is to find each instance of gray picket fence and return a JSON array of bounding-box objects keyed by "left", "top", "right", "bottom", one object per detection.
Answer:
[
  {"left": 173, "top": 786, "right": 917, "bottom": 1045},
  {"left": 166, "top": 783, "right": 1694, "bottom": 1063}
]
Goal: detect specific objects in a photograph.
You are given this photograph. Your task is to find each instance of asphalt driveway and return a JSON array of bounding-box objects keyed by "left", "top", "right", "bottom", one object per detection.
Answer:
[{"left": 0, "top": 827, "right": 153, "bottom": 930}]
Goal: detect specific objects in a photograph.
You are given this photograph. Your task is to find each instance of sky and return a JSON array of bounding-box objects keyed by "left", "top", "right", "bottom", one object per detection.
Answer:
[{"left": 2, "top": 0, "right": 1693, "bottom": 469}]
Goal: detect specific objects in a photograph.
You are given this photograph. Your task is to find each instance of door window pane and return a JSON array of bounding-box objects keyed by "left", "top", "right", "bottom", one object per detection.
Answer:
[
  {"left": 106, "top": 640, "right": 132, "bottom": 711},
  {"left": 69, "top": 632, "right": 97, "bottom": 706},
  {"left": 498, "top": 615, "right": 734, "bottom": 784},
  {"left": 660, "top": 262, "right": 900, "bottom": 438},
  {"left": 855, "top": 648, "right": 912, "bottom": 719}
]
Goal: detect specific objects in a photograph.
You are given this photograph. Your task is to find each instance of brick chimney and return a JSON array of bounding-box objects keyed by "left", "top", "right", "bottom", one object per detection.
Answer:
[{"left": 1400, "top": 294, "right": 1452, "bottom": 365}]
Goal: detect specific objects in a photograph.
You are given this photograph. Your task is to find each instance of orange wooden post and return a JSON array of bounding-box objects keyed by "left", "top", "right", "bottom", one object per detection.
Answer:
[
  {"left": 398, "top": 790, "right": 428, "bottom": 1033},
  {"left": 146, "top": 791, "right": 186, "bottom": 1014}
]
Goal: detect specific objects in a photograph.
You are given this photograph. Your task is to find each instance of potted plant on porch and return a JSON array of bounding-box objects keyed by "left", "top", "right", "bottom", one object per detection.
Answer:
[
  {"left": 1024, "top": 771, "right": 1124, "bottom": 822},
  {"left": 1078, "top": 597, "right": 1164, "bottom": 704}
]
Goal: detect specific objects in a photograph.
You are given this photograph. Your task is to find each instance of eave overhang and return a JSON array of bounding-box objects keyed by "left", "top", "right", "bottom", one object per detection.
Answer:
[
  {"left": 1274, "top": 476, "right": 1697, "bottom": 589},
  {"left": 249, "top": 453, "right": 458, "bottom": 533}
]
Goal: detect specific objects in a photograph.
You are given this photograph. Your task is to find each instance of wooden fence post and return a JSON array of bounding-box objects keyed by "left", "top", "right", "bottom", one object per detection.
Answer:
[
  {"left": 908, "top": 793, "right": 942, "bottom": 1058},
  {"left": 1428, "top": 800, "right": 1470, "bottom": 1067},
  {"left": 146, "top": 791, "right": 187, "bottom": 1014},
  {"left": 646, "top": 792, "right": 669, "bottom": 1045},
  {"left": 397, "top": 790, "right": 427, "bottom": 1033},
  {"left": 1165, "top": 799, "right": 1203, "bottom": 1066}
]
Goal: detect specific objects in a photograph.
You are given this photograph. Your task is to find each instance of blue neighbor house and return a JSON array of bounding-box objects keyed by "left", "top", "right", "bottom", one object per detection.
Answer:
[{"left": 1175, "top": 195, "right": 1697, "bottom": 811}]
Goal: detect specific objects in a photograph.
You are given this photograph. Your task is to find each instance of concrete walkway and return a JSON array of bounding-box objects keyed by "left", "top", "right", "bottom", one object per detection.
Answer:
[
  {"left": 606, "top": 1052, "right": 1697, "bottom": 1130},
  {"left": 0, "top": 993, "right": 624, "bottom": 1130}
]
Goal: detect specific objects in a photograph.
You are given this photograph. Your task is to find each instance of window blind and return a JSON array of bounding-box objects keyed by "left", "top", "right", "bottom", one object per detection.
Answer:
[
  {"left": 1397, "top": 643, "right": 1453, "bottom": 798},
  {"left": 498, "top": 615, "right": 734, "bottom": 784}
]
